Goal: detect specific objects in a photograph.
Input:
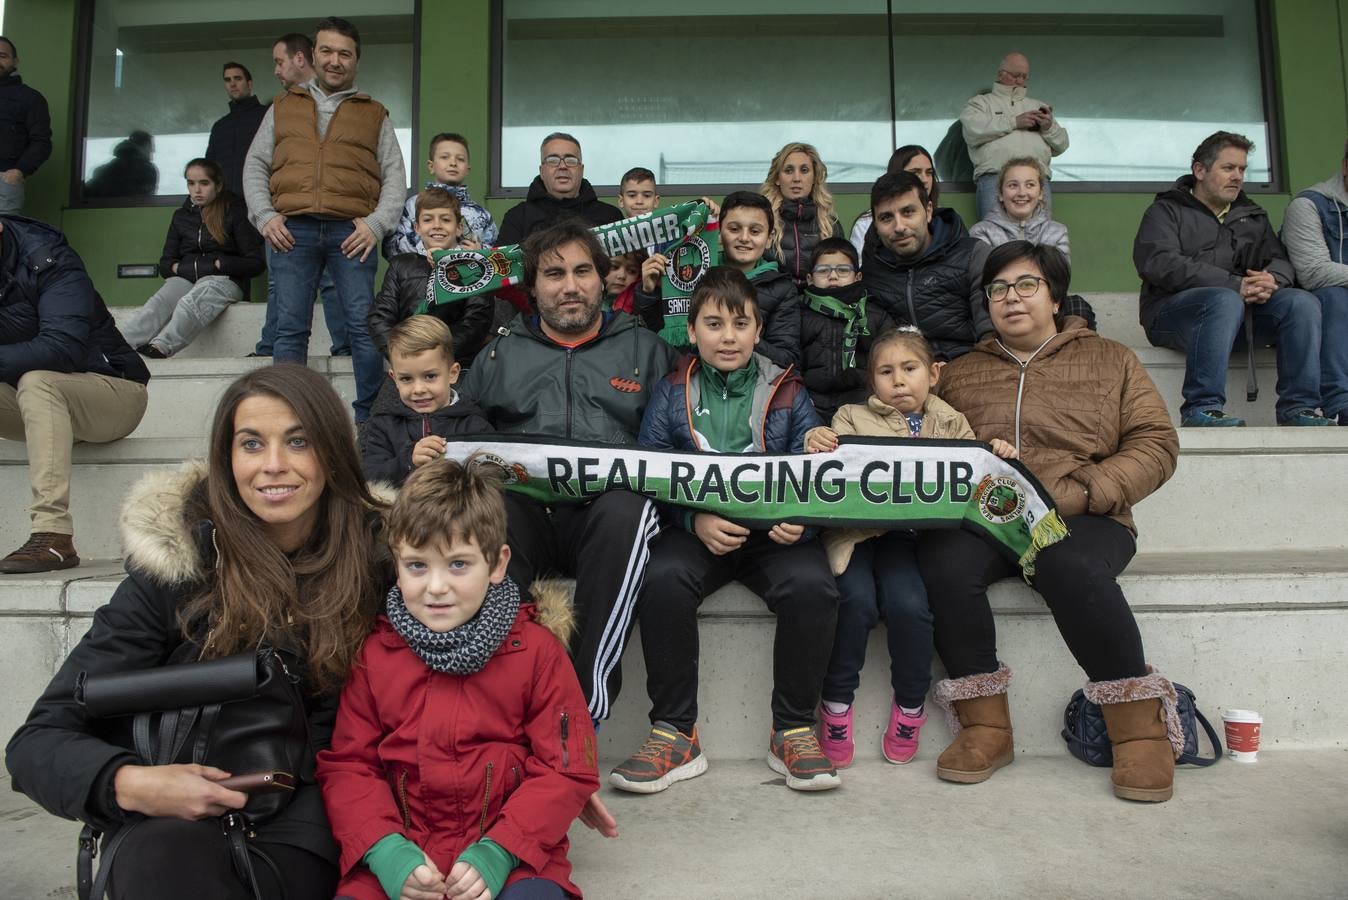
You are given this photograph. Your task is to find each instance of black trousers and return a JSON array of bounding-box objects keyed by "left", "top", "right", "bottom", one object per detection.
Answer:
[
  {"left": 639, "top": 528, "right": 838, "bottom": 732},
  {"left": 505, "top": 491, "right": 661, "bottom": 722},
  {"left": 916, "top": 515, "right": 1147, "bottom": 682},
  {"left": 109, "top": 817, "right": 336, "bottom": 900}
]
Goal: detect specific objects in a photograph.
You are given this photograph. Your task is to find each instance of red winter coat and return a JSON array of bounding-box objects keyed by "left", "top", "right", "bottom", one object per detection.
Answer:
[{"left": 316, "top": 598, "right": 599, "bottom": 899}]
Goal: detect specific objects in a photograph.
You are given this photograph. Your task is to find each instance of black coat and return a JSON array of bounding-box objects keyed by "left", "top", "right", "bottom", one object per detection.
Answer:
[
  {"left": 771, "top": 198, "right": 843, "bottom": 286},
  {"left": 0, "top": 74, "right": 52, "bottom": 175},
  {"left": 158, "top": 194, "right": 264, "bottom": 291},
  {"left": 368, "top": 253, "right": 495, "bottom": 365},
  {"left": 496, "top": 177, "right": 623, "bottom": 246},
  {"left": 860, "top": 207, "right": 991, "bottom": 361},
  {"left": 749, "top": 265, "right": 803, "bottom": 369},
  {"left": 205, "top": 95, "right": 268, "bottom": 196},
  {"left": 798, "top": 287, "right": 896, "bottom": 422},
  {"left": 361, "top": 395, "right": 493, "bottom": 486},
  {"left": 0, "top": 215, "right": 150, "bottom": 387}
]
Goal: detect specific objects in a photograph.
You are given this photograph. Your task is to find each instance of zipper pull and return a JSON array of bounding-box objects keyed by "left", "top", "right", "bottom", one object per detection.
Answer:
[{"left": 560, "top": 711, "right": 570, "bottom": 769}]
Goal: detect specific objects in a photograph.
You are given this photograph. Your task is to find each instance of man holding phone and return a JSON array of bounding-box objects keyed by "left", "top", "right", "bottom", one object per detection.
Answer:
[{"left": 960, "top": 52, "right": 1070, "bottom": 219}]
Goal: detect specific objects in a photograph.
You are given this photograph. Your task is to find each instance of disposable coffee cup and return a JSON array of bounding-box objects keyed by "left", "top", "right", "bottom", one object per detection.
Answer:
[{"left": 1222, "top": 709, "right": 1262, "bottom": 762}]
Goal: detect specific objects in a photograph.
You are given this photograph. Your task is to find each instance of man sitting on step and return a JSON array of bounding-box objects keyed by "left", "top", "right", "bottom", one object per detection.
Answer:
[{"left": 0, "top": 215, "right": 150, "bottom": 573}]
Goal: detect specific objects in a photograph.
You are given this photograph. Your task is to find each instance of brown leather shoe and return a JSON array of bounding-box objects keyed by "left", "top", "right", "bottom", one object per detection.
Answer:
[
  {"left": 1099, "top": 697, "right": 1176, "bottom": 802},
  {"left": 933, "top": 665, "right": 1014, "bottom": 784},
  {"left": 0, "top": 532, "right": 81, "bottom": 574}
]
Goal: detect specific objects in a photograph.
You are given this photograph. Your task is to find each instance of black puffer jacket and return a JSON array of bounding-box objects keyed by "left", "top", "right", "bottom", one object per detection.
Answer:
[
  {"left": 361, "top": 394, "right": 493, "bottom": 486},
  {"left": 0, "top": 215, "right": 149, "bottom": 387},
  {"left": 0, "top": 74, "right": 52, "bottom": 175},
  {"left": 1133, "top": 175, "right": 1296, "bottom": 331},
  {"left": 798, "top": 285, "right": 896, "bottom": 421},
  {"left": 368, "top": 253, "right": 495, "bottom": 365},
  {"left": 158, "top": 194, "right": 264, "bottom": 291},
  {"left": 771, "top": 198, "right": 843, "bottom": 286},
  {"left": 860, "top": 207, "right": 991, "bottom": 361},
  {"left": 205, "top": 95, "right": 268, "bottom": 196},
  {"left": 496, "top": 177, "right": 623, "bottom": 246},
  {"left": 749, "top": 264, "right": 803, "bottom": 369}
]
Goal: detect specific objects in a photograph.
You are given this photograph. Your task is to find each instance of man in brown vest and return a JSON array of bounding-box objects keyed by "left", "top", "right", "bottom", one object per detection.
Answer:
[{"left": 242, "top": 16, "right": 405, "bottom": 422}]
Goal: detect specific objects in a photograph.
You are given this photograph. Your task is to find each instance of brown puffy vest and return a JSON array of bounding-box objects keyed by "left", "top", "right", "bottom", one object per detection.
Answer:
[{"left": 269, "top": 85, "right": 385, "bottom": 219}]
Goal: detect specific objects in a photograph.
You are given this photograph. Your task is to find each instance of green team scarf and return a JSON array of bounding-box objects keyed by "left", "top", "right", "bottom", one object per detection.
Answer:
[
  {"left": 446, "top": 435, "right": 1068, "bottom": 579},
  {"left": 802, "top": 284, "right": 871, "bottom": 369},
  {"left": 416, "top": 201, "right": 718, "bottom": 321}
]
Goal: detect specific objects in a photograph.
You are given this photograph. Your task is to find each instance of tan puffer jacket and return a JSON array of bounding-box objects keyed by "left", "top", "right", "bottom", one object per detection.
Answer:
[
  {"left": 821, "top": 394, "right": 977, "bottom": 574},
  {"left": 938, "top": 328, "right": 1178, "bottom": 532}
]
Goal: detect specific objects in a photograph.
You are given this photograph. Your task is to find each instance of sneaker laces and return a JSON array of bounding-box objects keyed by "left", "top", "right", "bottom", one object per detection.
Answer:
[
  {"left": 895, "top": 723, "right": 919, "bottom": 741},
  {"left": 630, "top": 734, "right": 674, "bottom": 763},
  {"left": 14, "top": 533, "right": 62, "bottom": 554},
  {"left": 783, "top": 731, "right": 827, "bottom": 762},
  {"left": 826, "top": 723, "right": 849, "bottom": 741}
]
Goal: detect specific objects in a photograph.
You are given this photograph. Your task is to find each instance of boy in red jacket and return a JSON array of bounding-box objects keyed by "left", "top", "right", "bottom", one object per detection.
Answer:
[{"left": 318, "top": 458, "right": 600, "bottom": 900}]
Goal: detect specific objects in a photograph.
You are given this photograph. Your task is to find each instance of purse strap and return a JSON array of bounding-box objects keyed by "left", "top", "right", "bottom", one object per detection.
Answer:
[{"left": 1179, "top": 708, "right": 1223, "bottom": 767}]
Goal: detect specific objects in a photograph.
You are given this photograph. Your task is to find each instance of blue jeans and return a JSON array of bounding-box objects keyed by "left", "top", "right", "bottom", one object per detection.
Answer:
[
  {"left": 1312, "top": 286, "right": 1348, "bottom": 417},
  {"left": 254, "top": 271, "right": 349, "bottom": 355},
  {"left": 821, "top": 532, "right": 932, "bottom": 709},
  {"left": 268, "top": 216, "right": 380, "bottom": 421},
  {"left": 1146, "top": 285, "right": 1323, "bottom": 422},
  {"left": 975, "top": 172, "right": 1053, "bottom": 221}
]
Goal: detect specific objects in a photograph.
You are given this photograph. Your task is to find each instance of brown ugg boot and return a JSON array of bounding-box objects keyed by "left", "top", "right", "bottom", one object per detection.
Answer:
[
  {"left": 932, "top": 664, "right": 1014, "bottom": 784},
  {"left": 1086, "top": 667, "right": 1184, "bottom": 803}
]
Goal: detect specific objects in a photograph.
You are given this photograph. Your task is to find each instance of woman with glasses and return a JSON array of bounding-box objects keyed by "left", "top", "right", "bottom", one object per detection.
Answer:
[{"left": 916, "top": 240, "right": 1183, "bottom": 803}]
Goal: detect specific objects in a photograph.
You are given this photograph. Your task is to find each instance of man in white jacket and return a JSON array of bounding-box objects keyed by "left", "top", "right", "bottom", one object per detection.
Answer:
[
  {"left": 960, "top": 52, "right": 1069, "bottom": 220},
  {"left": 1282, "top": 142, "right": 1348, "bottom": 424}
]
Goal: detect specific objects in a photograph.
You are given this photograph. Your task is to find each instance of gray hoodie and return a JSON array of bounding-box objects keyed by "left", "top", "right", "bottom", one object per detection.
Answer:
[
  {"left": 1282, "top": 173, "right": 1348, "bottom": 291},
  {"left": 969, "top": 204, "right": 1071, "bottom": 262}
]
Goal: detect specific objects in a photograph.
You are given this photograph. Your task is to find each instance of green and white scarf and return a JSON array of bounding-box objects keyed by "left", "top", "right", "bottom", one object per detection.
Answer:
[{"left": 803, "top": 283, "right": 871, "bottom": 369}]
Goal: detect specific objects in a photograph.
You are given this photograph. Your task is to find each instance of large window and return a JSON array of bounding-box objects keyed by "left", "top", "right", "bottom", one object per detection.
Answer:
[
  {"left": 75, "top": 1, "right": 417, "bottom": 205},
  {"left": 493, "top": 0, "right": 1277, "bottom": 194}
]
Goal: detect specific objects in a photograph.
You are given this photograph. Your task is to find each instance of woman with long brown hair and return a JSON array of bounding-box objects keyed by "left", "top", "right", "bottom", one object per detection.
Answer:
[
  {"left": 761, "top": 141, "right": 842, "bottom": 286},
  {"left": 120, "top": 157, "right": 264, "bottom": 358},
  {"left": 6, "top": 364, "right": 387, "bottom": 899}
]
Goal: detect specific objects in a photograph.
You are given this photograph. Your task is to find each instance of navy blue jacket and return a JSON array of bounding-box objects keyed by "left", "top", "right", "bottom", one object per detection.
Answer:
[{"left": 0, "top": 215, "right": 150, "bottom": 387}]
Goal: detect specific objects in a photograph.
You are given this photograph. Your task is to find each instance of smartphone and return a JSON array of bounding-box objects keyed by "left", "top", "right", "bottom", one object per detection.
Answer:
[{"left": 218, "top": 771, "right": 296, "bottom": 794}]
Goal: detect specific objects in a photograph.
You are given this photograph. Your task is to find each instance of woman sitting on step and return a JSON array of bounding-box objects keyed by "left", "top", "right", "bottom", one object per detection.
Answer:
[
  {"left": 5, "top": 364, "right": 388, "bottom": 898},
  {"left": 119, "top": 158, "right": 264, "bottom": 358},
  {"left": 919, "top": 241, "right": 1183, "bottom": 802}
]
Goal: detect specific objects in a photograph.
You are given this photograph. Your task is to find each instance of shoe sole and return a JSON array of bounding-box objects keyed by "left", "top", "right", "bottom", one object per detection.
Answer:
[
  {"left": 882, "top": 747, "right": 917, "bottom": 765},
  {"left": 1113, "top": 782, "right": 1173, "bottom": 803},
  {"left": 608, "top": 753, "right": 708, "bottom": 794},
  {"left": 0, "top": 556, "right": 81, "bottom": 575},
  {"left": 936, "top": 751, "right": 1014, "bottom": 784},
  {"left": 766, "top": 753, "right": 841, "bottom": 791}
]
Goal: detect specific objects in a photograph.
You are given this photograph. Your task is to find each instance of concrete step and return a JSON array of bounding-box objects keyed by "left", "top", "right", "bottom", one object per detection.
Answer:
[
  {"left": 3, "top": 552, "right": 1345, "bottom": 766},
  {"left": 4, "top": 429, "right": 1344, "bottom": 560},
  {"left": 109, "top": 301, "right": 335, "bottom": 361}
]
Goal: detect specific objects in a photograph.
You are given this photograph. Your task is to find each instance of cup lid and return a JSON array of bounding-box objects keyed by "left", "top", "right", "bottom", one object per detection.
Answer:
[{"left": 1223, "top": 708, "right": 1262, "bottom": 721}]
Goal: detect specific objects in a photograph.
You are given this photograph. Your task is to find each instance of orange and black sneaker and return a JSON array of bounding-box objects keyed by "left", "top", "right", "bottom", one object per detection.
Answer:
[
  {"left": 768, "top": 726, "right": 842, "bottom": 791},
  {"left": 609, "top": 722, "right": 708, "bottom": 794}
]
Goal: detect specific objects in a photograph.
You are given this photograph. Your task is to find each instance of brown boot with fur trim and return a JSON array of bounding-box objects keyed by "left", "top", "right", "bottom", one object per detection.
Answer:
[
  {"left": 933, "top": 664, "right": 1014, "bottom": 784},
  {"left": 1087, "top": 667, "right": 1184, "bottom": 803}
]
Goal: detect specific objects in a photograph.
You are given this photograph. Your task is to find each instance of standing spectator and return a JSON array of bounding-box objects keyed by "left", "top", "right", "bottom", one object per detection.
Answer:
[
  {"left": 762, "top": 142, "right": 842, "bottom": 286},
  {"left": 250, "top": 32, "right": 350, "bottom": 359},
  {"left": 242, "top": 17, "right": 406, "bottom": 423},
  {"left": 960, "top": 52, "right": 1068, "bottom": 220},
  {"left": 204, "top": 62, "right": 267, "bottom": 197},
  {"left": 119, "top": 159, "right": 264, "bottom": 358},
  {"left": 850, "top": 145, "right": 954, "bottom": 255},
  {"left": 84, "top": 130, "right": 157, "bottom": 199},
  {"left": 0, "top": 215, "right": 150, "bottom": 573},
  {"left": 384, "top": 132, "right": 497, "bottom": 258},
  {"left": 0, "top": 37, "right": 52, "bottom": 214},
  {"left": 1282, "top": 140, "right": 1348, "bottom": 425},
  {"left": 1134, "top": 131, "right": 1332, "bottom": 426},
  {"left": 461, "top": 219, "right": 677, "bottom": 724},
  {"left": 496, "top": 133, "right": 622, "bottom": 245}
]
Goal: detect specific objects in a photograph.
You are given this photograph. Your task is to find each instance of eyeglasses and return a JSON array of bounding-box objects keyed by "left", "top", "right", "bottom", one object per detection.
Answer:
[
  {"left": 998, "top": 68, "right": 1029, "bottom": 82},
  {"left": 811, "top": 264, "right": 856, "bottom": 278},
  {"left": 984, "top": 275, "right": 1048, "bottom": 303},
  {"left": 542, "top": 154, "right": 581, "bottom": 168}
]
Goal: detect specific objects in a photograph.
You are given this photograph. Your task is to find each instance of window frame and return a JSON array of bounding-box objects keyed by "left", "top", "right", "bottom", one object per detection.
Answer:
[
  {"left": 487, "top": 0, "right": 1283, "bottom": 199},
  {"left": 69, "top": 0, "right": 424, "bottom": 209}
]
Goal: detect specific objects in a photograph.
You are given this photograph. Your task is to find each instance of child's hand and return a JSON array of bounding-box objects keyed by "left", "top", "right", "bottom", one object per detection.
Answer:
[
  {"left": 804, "top": 426, "right": 838, "bottom": 453},
  {"left": 768, "top": 522, "right": 805, "bottom": 545},
  {"left": 641, "top": 253, "right": 668, "bottom": 293},
  {"left": 401, "top": 856, "right": 448, "bottom": 900},
  {"left": 411, "top": 435, "right": 449, "bottom": 468},
  {"left": 693, "top": 513, "right": 749, "bottom": 556},
  {"left": 698, "top": 196, "right": 722, "bottom": 217},
  {"left": 460, "top": 233, "right": 482, "bottom": 251},
  {"left": 989, "top": 438, "right": 1019, "bottom": 460},
  {"left": 445, "top": 861, "right": 489, "bottom": 900},
  {"left": 579, "top": 792, "right": 619, "bottom": 838}
]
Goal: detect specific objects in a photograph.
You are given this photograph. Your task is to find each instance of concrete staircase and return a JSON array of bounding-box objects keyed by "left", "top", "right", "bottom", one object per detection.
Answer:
[{"left": 2, "top": 294, "right": 1346, "bottom": 766}]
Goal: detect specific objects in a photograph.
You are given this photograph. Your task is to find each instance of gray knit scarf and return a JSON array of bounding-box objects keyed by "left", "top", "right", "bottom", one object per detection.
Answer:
[{"left": 385, "top": 578, "right": 522, "bottom": 674}]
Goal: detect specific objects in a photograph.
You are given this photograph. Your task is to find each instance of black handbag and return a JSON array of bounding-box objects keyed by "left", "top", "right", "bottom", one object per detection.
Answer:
[
  {"left": 1062, "top": 682, "right": 1222, "bottom": 767},
  {"left": 72, "top": 645, "right": 311, "bottom": 900}
]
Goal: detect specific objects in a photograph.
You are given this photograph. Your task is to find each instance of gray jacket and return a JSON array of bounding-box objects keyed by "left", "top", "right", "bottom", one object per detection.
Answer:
[
  {"left": 969, "top": 204, "right": 1071, "bottom": 262},
  {"left": 1282, "top": 173, "right": 1348, "bottom": 290}
]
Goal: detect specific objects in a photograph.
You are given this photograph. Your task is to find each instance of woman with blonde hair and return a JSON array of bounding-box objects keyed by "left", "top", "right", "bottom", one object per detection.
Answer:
[{"left": 762, "top": 141, "right": 842, "bottom": 286}]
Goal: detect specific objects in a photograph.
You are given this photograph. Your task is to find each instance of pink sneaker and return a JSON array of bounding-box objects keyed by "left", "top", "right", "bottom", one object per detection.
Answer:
[
  {"left": 882, "top": 702, "right": 926, "bottom": 764},
  {"left": 818, "top": 703, "right": 854, "bottom": 768}
]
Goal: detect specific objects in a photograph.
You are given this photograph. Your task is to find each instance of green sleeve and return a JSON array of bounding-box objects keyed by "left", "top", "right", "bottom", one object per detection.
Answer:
[
  {"left": 455, "top": 838, "right": 519, "bottom": 899},
  {"left": 363, "top": 832, "right": 427, "bottom": 900}
]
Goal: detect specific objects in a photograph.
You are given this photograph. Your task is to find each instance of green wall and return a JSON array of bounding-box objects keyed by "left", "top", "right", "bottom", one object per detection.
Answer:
[{"left": 8, "top": 0, "right": 1348, "bottom": 302}]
